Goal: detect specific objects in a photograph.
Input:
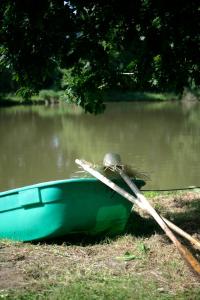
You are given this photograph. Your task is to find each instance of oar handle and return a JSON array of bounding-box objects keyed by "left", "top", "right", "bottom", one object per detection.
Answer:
[
  {"left": 75, "top": 159, "right": 200, "bottom": 277},
  {"left": 118, "top": 169, "right": 200, "bottom": 276},
  {"left": 116, "top": 168, "right": 200, "bottom": 250},
  {"left": 75, "top": 159, "right": 144, "bottom": 209},
  {"left": 119, "top": 170, "right": 177, "bottom": 239}
]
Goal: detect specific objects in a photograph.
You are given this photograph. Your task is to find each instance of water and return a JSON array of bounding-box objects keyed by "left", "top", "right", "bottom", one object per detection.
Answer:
[{"left": 1, "top": 101, "right": 200, "bottom": 192}]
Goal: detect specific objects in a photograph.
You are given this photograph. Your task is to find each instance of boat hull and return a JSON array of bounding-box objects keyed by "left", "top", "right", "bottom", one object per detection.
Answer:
[{"left": 0, "top": 178, "right": 145, "bottom": 241}]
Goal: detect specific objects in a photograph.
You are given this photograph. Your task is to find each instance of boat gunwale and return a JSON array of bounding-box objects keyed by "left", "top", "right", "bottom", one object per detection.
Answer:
[
  {"left": 0, "top": 177, "right": 145, "bottom": 196},
  {"left": 0, "top": 178, "right": 99, "bottom": 195}
]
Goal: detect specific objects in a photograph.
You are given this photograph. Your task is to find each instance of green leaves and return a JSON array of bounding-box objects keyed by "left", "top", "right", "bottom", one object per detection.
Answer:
[
  {"left": 0, "top": 1, "right": 199, "bottom": 113},
  {"left": 152, "top": 17, "right": 162, "bottom": 30},
  {"left": 16, "top": 87, "right": 34, "bottom": 101}
]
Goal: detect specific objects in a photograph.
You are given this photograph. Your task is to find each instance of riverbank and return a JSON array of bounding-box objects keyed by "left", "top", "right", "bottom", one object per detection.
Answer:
[
  {"left": 0, "top": 90, "right": 62, "bottom": 107},
  {"left": 102, "top": 90, "right": 179, "bottom": 102},
  {"left": 1, "top": 191, "right": 200, "bottom": 299},
  {"left": 0, "top": 89, "right": 180, "bottom": 108}
]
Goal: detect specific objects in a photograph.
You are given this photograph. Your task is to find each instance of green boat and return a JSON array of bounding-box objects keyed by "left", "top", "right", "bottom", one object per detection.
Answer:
[{"left": 0, "top": 178, "right": 145, "bottom": 241}]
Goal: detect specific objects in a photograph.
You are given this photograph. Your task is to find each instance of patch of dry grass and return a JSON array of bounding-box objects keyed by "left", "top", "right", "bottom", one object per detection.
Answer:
[{"left": 1, "top": 191, "right": 200, "bottom": 299}]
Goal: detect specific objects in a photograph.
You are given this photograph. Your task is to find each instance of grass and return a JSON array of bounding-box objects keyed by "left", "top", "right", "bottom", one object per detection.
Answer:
[
  {"left": 102, "top": 90, "right": 179, "bottom": 102},
  {"left": 0, "top": 93, "right": 44, "bottom": 106},
  {"left": 0, "top": 90, "right": 66, "bottom": 106},
  {"left": 1, "top": 191, "right": 200, "bottom": 299},
  {"left": 0, "top": 89, "right": 179, "bottom": 108}
]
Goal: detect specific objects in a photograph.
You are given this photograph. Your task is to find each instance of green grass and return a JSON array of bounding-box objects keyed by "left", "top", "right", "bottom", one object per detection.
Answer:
[
  {"left": 102, "top": 90, "right": 179, "bottom": 102},
  {"left": 1, "top": 191, "right": 200, "bottom": 300},
  {"left": 0, "top": 93, "right": 44, "bottom": 105},
  {"left": 3, "top": 274, "right": 200, "bottom": 300},
  {"left": 0, "top": 89, "right": 179, "bottom": 107},
  {"left": 0, "top": 90, "right": 64, "bottom": 106}
]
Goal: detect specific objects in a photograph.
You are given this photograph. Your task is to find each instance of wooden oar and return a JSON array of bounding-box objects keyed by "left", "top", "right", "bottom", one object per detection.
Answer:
[
  {"left": 102, "top": 153, "right": 200, "bottom": 250},
  {"left": 113, "top": 165, "right": 200, "bottom": 250},
  {"left": 75, "top": 159, "right": 200, "bottom": 277}
]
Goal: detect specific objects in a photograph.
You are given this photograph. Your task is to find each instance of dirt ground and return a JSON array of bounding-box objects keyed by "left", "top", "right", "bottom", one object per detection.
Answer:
[{"left": 1, "top": 191, "right": 200, "bottom": 298}]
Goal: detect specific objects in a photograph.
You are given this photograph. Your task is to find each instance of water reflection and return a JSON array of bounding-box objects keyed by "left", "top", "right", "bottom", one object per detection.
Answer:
[{"left": 0, "top": 102, "right": 200, "bottom": 191}]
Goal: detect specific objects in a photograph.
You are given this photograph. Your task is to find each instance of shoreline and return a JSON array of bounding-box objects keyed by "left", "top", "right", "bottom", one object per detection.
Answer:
[{"left": 0, "top": 90, "right": 180, "bottom": 108}]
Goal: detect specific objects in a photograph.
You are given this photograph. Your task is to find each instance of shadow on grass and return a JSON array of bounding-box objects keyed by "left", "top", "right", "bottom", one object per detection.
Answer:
[
  {"left": 164, "top": 198, "right": 200, "bottom": 235},
  {"left": 126, "top": 211, "right": 160, "bottom": 237},
  {"left": 128, "top": 195, "right": 200, "bottom": 237}
]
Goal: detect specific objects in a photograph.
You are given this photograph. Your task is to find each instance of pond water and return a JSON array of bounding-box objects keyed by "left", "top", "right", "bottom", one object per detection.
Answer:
[{"left": 0, "top": 101, "right": 200, "bottom": 192}]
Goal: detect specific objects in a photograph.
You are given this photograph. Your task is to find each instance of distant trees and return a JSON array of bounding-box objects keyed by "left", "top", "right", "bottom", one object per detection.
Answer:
[{"left": 0, "top": 1, "right": 199, "bottom": 113}]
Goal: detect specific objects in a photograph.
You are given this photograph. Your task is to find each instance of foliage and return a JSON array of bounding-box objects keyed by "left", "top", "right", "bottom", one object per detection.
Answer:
[
  {"left": 61, "top": 66, "right": 106, "bottom": 114},
  {"left": 0, "top": 1, "right": 199, "bottom": 113},
  {"left": 0, "top": 67, "right": 18, "bottom": 93},
  {"left": 39, "top": 89, "right": 61, "bottom": 103}
]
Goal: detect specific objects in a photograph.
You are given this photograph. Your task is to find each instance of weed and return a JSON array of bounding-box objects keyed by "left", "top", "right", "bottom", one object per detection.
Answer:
[{"left": 1, "top": 191, "right": 200, "bottom": 299}]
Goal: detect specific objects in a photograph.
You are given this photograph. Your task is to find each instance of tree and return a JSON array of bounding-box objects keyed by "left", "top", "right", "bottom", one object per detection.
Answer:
[{"left": 0, "top": 1, "right": 199, "bottom": 113}]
